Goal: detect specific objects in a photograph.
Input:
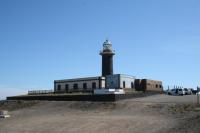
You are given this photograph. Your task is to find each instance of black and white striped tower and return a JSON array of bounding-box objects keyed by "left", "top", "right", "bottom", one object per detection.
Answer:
[{"left": 100, "top": 39, "right": 115, "bottom": 76}]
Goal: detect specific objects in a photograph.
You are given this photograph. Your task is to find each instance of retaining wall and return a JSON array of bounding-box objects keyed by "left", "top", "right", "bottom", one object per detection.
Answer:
[{"left": 7, "top": 91, "right": 163, "bottom": 102}]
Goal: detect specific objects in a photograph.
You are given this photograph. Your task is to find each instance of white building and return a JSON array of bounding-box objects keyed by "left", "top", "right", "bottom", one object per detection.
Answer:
[
  {"left": 53, "top": 39, "right": 162, "bottom": 93},
  {"left": 106, "top": 74, "right": 135, "bottom": 89},
  {"left": 54, "top": 74, "right": 135, "bottom": 93},
  {"left": 54, "top": 40, "right": 137, "bottom": 93},
  {"left": 54, "top": 76, "right": 106, "bottom": 93}
]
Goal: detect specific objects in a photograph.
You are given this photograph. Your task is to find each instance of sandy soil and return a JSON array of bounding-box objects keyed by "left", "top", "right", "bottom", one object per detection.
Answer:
[{"left": 0, "top": 94, "right": 199, "bottom": 133}]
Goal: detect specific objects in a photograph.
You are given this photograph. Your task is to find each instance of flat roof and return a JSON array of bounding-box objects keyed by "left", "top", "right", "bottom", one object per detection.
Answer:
[
  {"left": 54, "top": 76, "right": 105, "bottom": 83},
  {"left": 136, "top": 79, "right": 162, "bottom": 82},
  {"left": 106, "top": 74, "right": 136, "bottom": 78}
]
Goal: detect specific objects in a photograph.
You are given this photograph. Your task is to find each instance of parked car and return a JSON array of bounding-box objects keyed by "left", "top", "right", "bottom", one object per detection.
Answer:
[
  {"left": 167, "top": 88, "right": 185, "bottom": 96},
  {"left": 184, "top": 88, "right": 192, "bottom": 95},
  {"left": 191, "top": 89, "right": 198, "bottom": 94},
  {"left": 167, "top": 89, "right": 176, "bottom": 95}
]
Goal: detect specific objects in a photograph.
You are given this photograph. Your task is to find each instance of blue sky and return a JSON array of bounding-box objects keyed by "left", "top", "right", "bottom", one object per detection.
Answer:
[{"left": 0, "top": 0, "right": 200, "bottom": 99}]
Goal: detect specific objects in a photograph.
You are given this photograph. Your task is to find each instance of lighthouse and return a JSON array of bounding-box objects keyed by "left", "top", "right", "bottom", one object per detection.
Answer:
[{"left": 100, "top": 39, "right": 115, "bottom": 76}]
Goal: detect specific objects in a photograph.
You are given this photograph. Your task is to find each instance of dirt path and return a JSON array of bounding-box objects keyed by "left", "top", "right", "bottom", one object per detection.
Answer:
[{"left": 0, "top": 94, "right": 199, "bottom": 133}]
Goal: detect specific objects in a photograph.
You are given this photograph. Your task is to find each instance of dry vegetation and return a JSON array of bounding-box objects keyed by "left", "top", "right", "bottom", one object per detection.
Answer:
[{"left": 0, "top": 100, "right": 39, "bottom": 111}]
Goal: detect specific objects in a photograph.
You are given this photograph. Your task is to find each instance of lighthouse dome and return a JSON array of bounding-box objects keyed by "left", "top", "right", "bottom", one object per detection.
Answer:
[{"left": 103, "top": 39, "right": 112, "bottom": 52}]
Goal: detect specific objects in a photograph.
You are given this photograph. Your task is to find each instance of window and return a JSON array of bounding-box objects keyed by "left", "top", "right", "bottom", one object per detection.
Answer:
[
  {"left": 131, "top": 82, "right": 134, "bottom": 89},
  {"left": 92, "top": 82, "right": 96, "bottom": 89},
  {"left": 83, "top": 83, "right": 87, "bottom": 89},
  {"left": 123, "top": 81, "right": 126, "bottom": 88},
  {"left": 156, "top": 84, "right": 158, "bottom": 88},
  {"left": 57, "top": 85, "right": 61, "bottom": 91},
  {"left": 73, "top": 84, "right": 78, "bottom": 90},
  {"left": 159, "top": 85, "right": 162, "bottom": 88},
  {"left": 65, "top": 84, "right": 69, "bottom": 92}
]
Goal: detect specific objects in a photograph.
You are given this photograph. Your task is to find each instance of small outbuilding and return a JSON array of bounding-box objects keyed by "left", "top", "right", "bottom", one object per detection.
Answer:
[{"left": 135, "top": 79, "right": 163, "bottom": 92}]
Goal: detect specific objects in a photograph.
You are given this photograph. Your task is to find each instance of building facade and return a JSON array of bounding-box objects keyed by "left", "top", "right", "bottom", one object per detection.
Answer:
[
  {"left": 54, "top": 76, "right": 106, "bottom": 93},
  {"left": 54, "top": 74, "right": 136, "bottom": 93},
  {"left": 135, "top": 79, "right": 163, "bottom": 92},
  {"left": 106, "top": 74, "right": 135, "bottom": 89}
]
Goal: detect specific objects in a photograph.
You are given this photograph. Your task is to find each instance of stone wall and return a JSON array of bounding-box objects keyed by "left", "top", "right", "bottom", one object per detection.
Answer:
[{"left": 135, "top": 79, "right": 163, "bottom": 92}]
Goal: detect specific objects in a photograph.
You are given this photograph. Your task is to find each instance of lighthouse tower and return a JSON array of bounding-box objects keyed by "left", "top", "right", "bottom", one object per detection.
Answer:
[{"left": 100, "top": 39, "right": 115, "bottom": 76}]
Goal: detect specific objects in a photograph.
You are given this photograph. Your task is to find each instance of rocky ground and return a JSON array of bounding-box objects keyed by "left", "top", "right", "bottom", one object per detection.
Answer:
[{"left": 0, "top": 94, "right": 200, "bottom": 133}]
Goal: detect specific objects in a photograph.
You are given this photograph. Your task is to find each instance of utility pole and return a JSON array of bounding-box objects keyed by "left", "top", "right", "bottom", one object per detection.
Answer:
[{"left": 197, "top": 86, "right": 199, "bottom": 105}]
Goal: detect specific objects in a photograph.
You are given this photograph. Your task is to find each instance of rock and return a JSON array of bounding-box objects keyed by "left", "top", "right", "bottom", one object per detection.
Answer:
[{"left": 0, "top": 110, "right": 10, "bottom": 118}]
